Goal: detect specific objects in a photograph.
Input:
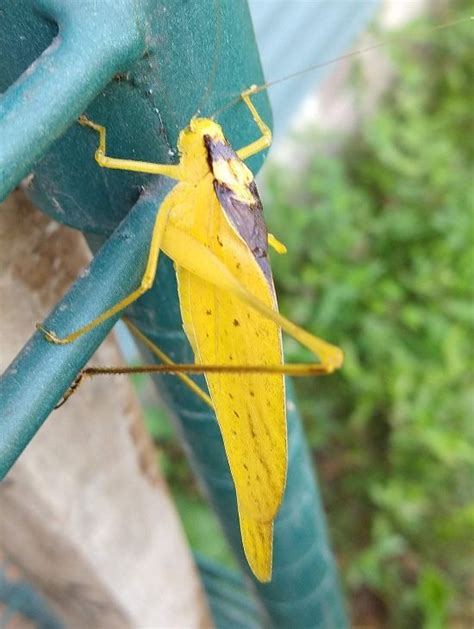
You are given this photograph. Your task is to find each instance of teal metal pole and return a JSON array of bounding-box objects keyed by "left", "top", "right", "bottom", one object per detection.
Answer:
[{"left": 0, "top": 0, "right": 148, "bottom": 200}]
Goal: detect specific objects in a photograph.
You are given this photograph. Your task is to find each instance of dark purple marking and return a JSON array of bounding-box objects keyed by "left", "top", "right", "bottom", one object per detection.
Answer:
[
  {"left": 203, "top": 135, "right": 273, "bottom": 288},
  {"left": 213, "top": 180, "right": 272, "bottom": 285},
  {"left": 204, "top": 136, "right": 236, "bottom": 161}
]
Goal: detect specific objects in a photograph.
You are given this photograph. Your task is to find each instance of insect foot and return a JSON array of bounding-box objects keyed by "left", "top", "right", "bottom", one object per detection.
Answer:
[
  {"left": 241, "top": 84, "right": 259, "bottom": 98},
  {"left": 35, "top": 323, "right": 67, "bottom": 345},
  {"left": 54, "top": 372, "right": 85, "bottom": 409},
  {"left": 78, "top": 114, "right": 97, "bottom": 130}
]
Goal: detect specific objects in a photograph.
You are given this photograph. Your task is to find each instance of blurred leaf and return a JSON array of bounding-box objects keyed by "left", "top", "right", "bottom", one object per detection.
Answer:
[{"left": 416, "top": 567, "right": 453, "bottom": 629}]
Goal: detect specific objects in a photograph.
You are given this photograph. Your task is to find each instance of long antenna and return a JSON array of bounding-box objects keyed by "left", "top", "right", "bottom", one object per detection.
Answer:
[
  {"left": 252, "top": 15, "right": 472, "bottom": 95},
  {"left": 212, "top": 15, "right": 472, "bottom": 118}
]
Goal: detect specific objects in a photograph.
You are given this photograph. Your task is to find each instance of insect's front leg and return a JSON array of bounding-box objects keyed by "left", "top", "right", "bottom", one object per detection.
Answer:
[
  {"left": 236, "top": 86, "right": 273, "bottom": 161},
  {"left": 78, "top": 116, "right": 184, "bottom": 179}
]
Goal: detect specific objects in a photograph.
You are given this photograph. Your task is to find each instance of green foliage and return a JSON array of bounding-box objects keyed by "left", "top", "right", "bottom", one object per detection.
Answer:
[{"left": 264, "top": 4, "right": 473, "bottom": 626}]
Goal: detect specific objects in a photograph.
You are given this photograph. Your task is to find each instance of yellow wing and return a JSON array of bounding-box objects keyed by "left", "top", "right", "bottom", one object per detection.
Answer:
[{"left": 168, "top": 173, "right": 286, "bottom": 581}]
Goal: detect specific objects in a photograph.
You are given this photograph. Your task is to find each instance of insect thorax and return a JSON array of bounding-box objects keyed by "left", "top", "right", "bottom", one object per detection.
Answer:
[{"left": 177, "top": 118, "right": 255, "bottom": 206}]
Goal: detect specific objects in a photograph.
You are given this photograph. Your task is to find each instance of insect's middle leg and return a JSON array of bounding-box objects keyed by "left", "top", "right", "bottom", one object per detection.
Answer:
[
  {"left": 236, "top": 86, "right": 273, "bottom": 161},
  {"left": 37, "top": 201, "right": 172, "bottom": 345},
  {"left": 124, "top": 319, "right": 213, "bottom": 409}
]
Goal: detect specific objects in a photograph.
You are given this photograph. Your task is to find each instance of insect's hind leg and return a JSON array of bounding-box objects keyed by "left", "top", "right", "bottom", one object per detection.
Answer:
[{"left": 236, "top": 86, "right": 273, "bottom": 161}]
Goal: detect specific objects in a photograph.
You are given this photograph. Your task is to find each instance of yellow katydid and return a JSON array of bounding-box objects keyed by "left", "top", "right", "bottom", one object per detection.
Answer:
[
  {"left": 36, "top": 11, "right": 469, "bottom": 580},
  {"left": 37, "top": 87, "right": 342, "bottom": 581}
]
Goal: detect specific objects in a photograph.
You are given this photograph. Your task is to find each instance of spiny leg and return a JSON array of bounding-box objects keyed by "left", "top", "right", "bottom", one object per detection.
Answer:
[
  {"left": 78, "top": 116, "right": 185, "bottom": 179},
  {"left": 55, "top": 319, "right": 215, "bottom": 409},
  {"left": 37, "top": 199, "right": 172, "bottom": 344},
  {"left": 57, "top": 353, "right": 338, "bottom": 409},
  {"left": 236, "top": 86, "right": 273, "bottom": 161}
]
